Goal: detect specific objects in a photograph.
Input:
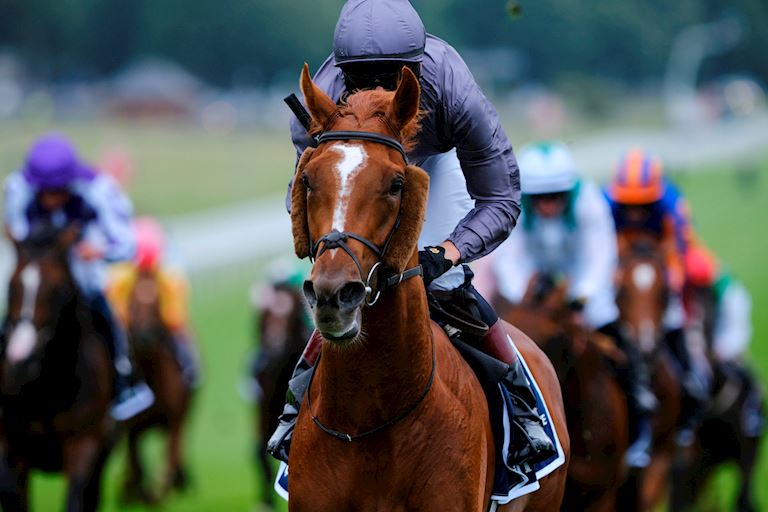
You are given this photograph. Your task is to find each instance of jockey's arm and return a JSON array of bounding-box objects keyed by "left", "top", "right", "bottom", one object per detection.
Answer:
[
  {"left": 443, "top": 61, "right": 521, "bottom": 264},
  {"left": 3, "top": 172, "right": 33, "bottom": 242},
  {"left": 82, "top": 175, "right": 136, "bottom": 263},
  {"left": 713, "top": 279, "right": 752, "bottom": 362},
  {"left": 570, "top": 182, "right": 619, "bottom": 302},
  {"left": 159, "top": 269, "right": 190, "bottom": 332}
]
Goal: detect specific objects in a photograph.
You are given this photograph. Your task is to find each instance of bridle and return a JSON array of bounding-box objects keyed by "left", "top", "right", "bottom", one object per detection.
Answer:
[
  {"left": 308, "top": 130, "right": 422, "bottom": 307},
  {"left": 305, "top": 130, "right": 435, "bottom": 441}
]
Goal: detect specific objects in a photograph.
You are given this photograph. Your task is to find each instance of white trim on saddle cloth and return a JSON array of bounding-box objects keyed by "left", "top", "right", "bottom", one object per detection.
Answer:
[
  {"left": 489, "top": 334, "right": 566, "bottom": 505},
  {"left": 273, "top": 333, "right": 566, "bottom": 505}
]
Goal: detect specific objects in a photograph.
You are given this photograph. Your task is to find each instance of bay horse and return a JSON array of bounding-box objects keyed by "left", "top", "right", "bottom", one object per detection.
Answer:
[
  {"left": 616, "top": 232, "right": 683, "bottom": 511},
  {"left": 120, "top": 269, "right": 193, "bottom": 504},
  {"left": 286, "top": 64, "right": 568, "bottom": 511},
  {"left": 498, "top": 274, "right": 629, "bottom": 512},
  {"left": 251, "top": 277, "right": 310, "bottom": 510},
  {"left": 0, "top": 227, "right": 114, "bottom": 512},
  {"left": 669, "top": 282, "right": 765, "bottom": 512}
]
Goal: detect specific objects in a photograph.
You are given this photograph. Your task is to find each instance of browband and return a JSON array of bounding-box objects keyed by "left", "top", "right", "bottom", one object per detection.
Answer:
[{"left": 317, "top": 130, "right": 409, "bottom": 164}]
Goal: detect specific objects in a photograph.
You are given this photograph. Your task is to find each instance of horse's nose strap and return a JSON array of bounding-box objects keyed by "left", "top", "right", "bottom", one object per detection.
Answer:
[{"left": 323, "top": 230, "right": 347, "bottom": 247}]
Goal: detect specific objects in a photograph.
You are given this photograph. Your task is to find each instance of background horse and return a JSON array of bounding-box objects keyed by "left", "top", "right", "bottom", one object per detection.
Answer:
[
  {"left": 616, "top": 232, "right": 683, "bottom": 511},
  {"left": 250, "top": 278, "right": 309, "bottom": 510},
  {"left": 669, "top": 282, "right": 765, "bottom": 511},
  {"left": 498, "top": 274, "right": 629, "bottom": 512},
  {"left": 0, "top": 228, "right": 114, "bottom": 511},
  {"left": 286, "top": 64, "right": 568, "bottom": 511},
  {"left": 120, "top": 269, "right": 193, "bottom": 504}
]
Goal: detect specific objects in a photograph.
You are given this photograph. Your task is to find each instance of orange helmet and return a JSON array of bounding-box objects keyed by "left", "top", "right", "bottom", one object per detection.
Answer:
[
  {"left": 608, "top": 149, "right": 665, "bottom": 204},
  {"left": 684, "top": 244, "right": 719, "bottom": 287},
  {"left": 134, "top": 217, "right": 165, "bottom": 272}
]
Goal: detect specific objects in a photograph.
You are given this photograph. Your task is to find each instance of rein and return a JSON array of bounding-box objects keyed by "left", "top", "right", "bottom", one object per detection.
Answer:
[
  {"left": 306, "top": 333, "right": 436, "bottom": 442},
  {"left": 309, "top": 130, "right": 420, "bottom": 306}
]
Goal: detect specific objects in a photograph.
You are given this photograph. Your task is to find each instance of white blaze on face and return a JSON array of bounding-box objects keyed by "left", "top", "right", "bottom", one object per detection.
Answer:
[
  {"left": 330, "top": 143, "right": 366, "bottom": 232},
  {"left": 7, "top": 264, "right": 41, "bottom": 363},
  {"left": 632, "top": 263, "right": 656, "bottom": 291}
]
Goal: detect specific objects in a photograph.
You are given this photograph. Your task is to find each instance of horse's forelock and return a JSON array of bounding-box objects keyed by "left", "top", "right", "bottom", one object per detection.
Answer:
[{"left": 336, "top": 90, "right": 421, "bottom": 153}]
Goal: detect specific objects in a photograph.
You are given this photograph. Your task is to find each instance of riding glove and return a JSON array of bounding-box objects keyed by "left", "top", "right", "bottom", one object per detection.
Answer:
[{"left": 418, "top": 246, "right": 454, "bottom": 287}]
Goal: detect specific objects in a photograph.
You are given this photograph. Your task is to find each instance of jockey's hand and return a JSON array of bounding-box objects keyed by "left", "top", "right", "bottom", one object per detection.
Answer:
[
  {"left": 418, "top": 245, "right": 453, "bottom": 287},
  {"left": 75, "top": 242, "right": 104, "bottom": 261}
]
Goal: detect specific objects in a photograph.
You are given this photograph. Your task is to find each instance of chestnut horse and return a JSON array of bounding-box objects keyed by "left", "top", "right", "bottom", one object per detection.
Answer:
[
  {"left": 0, "top": 228, "right": 114, "bottom": 511},
  {"left": 287, "top": 64, "right": 568, "bottom": 511},
  {"left": 251, "top": 279, "right": 309, "bottom": 510},
  {"left": 498, "top": 275, "right": 629, "bottom": 512},
  {"left": 616, "top": 232, "right": 683, "bottom": 511},
  {"left": 120, "top": 270, "right": 193, "bottom": 504}
]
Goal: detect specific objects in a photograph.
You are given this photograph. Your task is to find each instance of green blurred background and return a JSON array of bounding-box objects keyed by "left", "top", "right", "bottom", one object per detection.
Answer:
[{"left": 0, "top": 0, "right": 767, "bottom": 510}]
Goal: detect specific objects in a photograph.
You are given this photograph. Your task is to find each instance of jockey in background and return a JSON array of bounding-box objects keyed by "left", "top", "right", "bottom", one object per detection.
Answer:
[
  {"left": 683, "top": 244, "right": 765, "bottom": 438},
  {"left": 270, "top": 0, "right": 557, "bottom": 473},
  {"left": 477, "top": 141, "right": 655, "bottom": 468},
  {"left": 107, "top": 217, "right": 200, "bottom": 389},
  {"left": 3, "top": 133, "right": 154, "bottom": 420},
  {"left": 604, "top": 149, "right": 709, "bottom": 443}
]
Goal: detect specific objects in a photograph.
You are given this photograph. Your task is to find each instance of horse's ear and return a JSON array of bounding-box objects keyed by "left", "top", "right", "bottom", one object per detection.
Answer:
[
  {"left": 290, "top": 147, "right": 316, "bottom": 259},
  {"left": 383, "top": 165, "right": 429, "bottom": 272},
  {"left": 389, "top": 66, "right": 421, "bottom": 131},
  {"left": 300, "top": 63, "right": 337, "bottom": 130}
]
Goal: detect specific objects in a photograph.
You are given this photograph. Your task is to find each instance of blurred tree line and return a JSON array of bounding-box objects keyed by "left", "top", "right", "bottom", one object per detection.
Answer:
[{"left": 0, "top": 0, "right": 766, "bottom": 88}]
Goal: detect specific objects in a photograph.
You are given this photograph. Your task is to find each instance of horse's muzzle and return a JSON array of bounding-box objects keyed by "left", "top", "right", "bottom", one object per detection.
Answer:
[{"left": 303, "top": 278, "right": 365, "bottom": 343}]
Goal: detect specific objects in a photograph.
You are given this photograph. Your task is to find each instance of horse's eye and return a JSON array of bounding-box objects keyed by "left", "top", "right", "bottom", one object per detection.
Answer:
[
  {"left": 389, "top": 177, "right": 404, "bottom": 196},
  {"left": 301, "top": 174, "right": 312, "bottom": 191}
]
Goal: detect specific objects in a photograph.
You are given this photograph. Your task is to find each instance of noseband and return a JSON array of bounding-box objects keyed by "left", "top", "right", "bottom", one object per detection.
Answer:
[{"left": 309, "top": 131, "right": 421, "bottom": 306}]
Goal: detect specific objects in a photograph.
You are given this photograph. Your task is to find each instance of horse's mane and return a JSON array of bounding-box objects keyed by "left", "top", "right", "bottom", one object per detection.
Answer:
[{"left": 310, "top": 88, "right": 422, "bottom": 153}]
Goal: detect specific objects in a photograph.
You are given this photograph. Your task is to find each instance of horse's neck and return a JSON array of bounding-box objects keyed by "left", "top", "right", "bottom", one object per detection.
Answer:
[{"left": 313, "top": 278, "right": 433, "bottom": 428}]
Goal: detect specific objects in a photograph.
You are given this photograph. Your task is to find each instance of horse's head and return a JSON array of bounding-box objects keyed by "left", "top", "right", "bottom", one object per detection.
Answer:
[
  {"left": 254, "top": 282, "right": 310, "bottom": 354},
  {"left": 3, "top": 226, "right": 80, "bottom": 389},
  {"left": 500, "top": 274, "right": 574, "bottom": 380},
  {"left": 127, "top": 271, "right": 167, "bottom": 351},
  {"left": 616, "top": 232, "right": 668, "bottom": 356},
  {"left": 292, "top": 64, "right": 429, "bottom": 344}
]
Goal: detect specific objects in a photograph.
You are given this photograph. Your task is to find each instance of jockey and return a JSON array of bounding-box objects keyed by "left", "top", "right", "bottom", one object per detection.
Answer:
[
  {"left": 481, "top": 141, "right": 656, "bottom": 468},
  {"left": 3, "top": 133, "right": 154, "bottom": 420},
  {"left": 269, "top": 0, "right": 557, "bottom": 471},
  {"left": 604, "top": 148, "right": 709, "bottom": 443},
  {"left": 683, "top": 244, "right": 764, "bottom": 438},
  {"left": 107, "top": 217, "right": 200, "bottom": 388}
]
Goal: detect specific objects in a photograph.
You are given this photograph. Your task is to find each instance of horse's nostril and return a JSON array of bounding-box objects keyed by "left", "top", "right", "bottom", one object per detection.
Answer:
[
  {"left": 303, "top": 280, "right": 318, "bottom": 308},
  {"left": 338, "top": 281, "right": 366, "bottom": 311}
]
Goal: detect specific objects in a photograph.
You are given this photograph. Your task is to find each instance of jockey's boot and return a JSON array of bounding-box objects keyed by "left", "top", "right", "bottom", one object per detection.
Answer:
[
  {"left": 482, "top": 321, "right": 557, "bottom": 467},
  {"left": 89, "top": 293, "right": 155, "bottom": 421},
  {"left": 665, "top": 328, "right": 708, "bottom": 446},
  {"left": 266, "top": 330, "right": 323, "bottom": 463},
  {"left": 598, "top": 321, "right": 656, "bottom": 468}
]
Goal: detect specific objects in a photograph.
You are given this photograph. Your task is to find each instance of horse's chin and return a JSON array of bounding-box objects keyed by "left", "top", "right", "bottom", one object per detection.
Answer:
[
  {"left": 319, "top": 326, "right": 360, "bottom": 345},
  {"left": 313, "top": 305, "right": 361, "bottom": 345}
]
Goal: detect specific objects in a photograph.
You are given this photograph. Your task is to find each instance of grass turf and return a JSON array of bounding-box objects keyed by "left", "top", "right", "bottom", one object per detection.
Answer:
[{"left": 18, "top": 147, "right": 768, "bottom": 510}]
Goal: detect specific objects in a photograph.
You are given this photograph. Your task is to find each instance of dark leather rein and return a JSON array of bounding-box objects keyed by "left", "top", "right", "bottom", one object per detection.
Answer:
[{"left": 306, "top": 129, "right": 435, "bottom": 442}]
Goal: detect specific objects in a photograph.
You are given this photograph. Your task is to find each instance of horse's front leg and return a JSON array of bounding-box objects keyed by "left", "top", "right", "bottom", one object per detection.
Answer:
[
  {"left": 63, "top": 435, "right": 100, "bottom": 512},
  {"left": 163, "top": 420, "right": 189, "bottom": 495},
  {"left": 0, "top": 453, "right": 29, "bottom": 512}
]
